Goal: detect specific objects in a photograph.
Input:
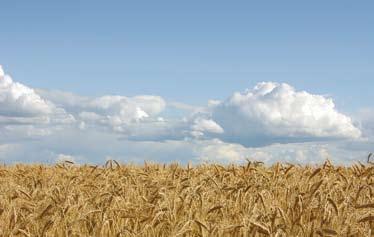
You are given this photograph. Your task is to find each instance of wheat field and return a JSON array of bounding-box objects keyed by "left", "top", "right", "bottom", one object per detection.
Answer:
[{"left": 0, "top": 160, "right": 373, "bottom": 237}]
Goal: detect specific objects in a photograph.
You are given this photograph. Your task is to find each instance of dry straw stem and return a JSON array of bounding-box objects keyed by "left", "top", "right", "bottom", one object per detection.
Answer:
[{"left": 0, "top": 160, "right": 373, "bottom": 236}]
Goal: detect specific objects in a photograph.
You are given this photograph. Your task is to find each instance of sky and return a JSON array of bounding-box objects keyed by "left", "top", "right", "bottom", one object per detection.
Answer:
[{"left": 0, "top": 1, "right": 374, "bottom": 164}]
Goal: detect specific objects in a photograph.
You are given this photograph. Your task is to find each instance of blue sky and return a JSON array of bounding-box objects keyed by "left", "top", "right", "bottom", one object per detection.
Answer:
[
  {"left": 0, "top": 1, "right": 374, "bottom": 164},
  {"left": 1, "top": 1, "right": 374, "bottom": 108}
]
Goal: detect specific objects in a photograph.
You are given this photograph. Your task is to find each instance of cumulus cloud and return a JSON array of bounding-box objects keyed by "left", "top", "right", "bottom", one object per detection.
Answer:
[
  {"left": 38, "top": 90, "right": 206, "bottom": 141},
  {"left": 0, "top": 65, "right": 53, "bottom": 117},
  {"left": 190, "top": 118, "right": 224, "bottom": 138},
  {"left": 37, "top": 89, "right": 167, "bottom": 133},
  {"left": 212, "top": 82, "right": 361, "bottom": 146},
  {"left": 0, "top": 66, "right": 77, "bottom": 142},
  {"left": 88, "top": 95, "right": 164, "bottom": 129}
]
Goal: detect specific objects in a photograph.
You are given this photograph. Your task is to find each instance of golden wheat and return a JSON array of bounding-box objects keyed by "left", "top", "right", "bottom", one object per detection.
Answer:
[{"left": 0, "top": 160, "right": 373, "bottom": 236}]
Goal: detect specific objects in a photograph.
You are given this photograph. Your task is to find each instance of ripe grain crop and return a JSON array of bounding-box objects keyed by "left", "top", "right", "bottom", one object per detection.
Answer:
[{"left": 0, "top": 160, "right": 374, "bottom": 236}]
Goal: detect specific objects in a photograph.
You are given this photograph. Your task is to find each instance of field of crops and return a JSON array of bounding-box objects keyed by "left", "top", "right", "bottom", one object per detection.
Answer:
[{"left": 0, "top": 160, "right": 373, "bottom": 236}]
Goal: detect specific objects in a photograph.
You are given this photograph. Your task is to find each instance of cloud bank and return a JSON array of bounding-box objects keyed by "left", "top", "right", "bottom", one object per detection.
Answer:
[{"left": 0, "top": 65, "right": 369, "bottom": 164}]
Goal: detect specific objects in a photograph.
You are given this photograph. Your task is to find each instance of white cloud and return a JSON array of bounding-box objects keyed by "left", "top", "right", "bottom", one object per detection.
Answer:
[
  {"left": 0, "top": 65, "right": 4, "bottom": 77},
  {"left": 0, "top": 65, "right": 53, "bottom": 117},
  {"left": 190, "top": 118, "right": 224, "bottom": 138},
  {"left": 75, "top": 95, "right": 168, "bottom": 134},
  {"left": 38, "top": 89, "right": 167, "bottom": 133},
  {"left": 198, "top": 139, "right": 248, "bottom": 162},
  {"left": 0, "top": 66, "right": 76, "bottom": 141},
  {"left": 212, "top": 82, "right": 361, "bottom": 145}
]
